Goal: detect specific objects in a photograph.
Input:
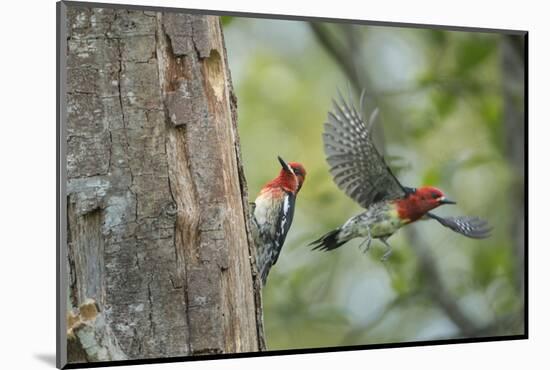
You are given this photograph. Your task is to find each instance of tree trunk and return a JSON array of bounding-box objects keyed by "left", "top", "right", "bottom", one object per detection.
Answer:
[{"left": 64, "top": 5, "right": 264, "bottom": 365}]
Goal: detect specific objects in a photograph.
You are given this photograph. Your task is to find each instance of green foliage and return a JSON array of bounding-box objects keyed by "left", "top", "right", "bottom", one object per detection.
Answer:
[
  {"left": 223, "top": 18, "right": 524, "bottom": 349},
  {"left": 220, "top": 16, "right": 234, "bottom": 26},
  {"left": 455, "top": 34, "right": 497, "bottom": 76}
]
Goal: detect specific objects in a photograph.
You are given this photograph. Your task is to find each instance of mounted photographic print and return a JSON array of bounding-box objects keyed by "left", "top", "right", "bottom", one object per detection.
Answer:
[{"left": 57, "top": 1, "right": 527, "bottom": 368}]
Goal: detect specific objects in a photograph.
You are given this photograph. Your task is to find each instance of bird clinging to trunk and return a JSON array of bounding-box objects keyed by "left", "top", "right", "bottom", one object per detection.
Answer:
[{"left": 253, "top": 156, "right": 306, "bottom": 284}]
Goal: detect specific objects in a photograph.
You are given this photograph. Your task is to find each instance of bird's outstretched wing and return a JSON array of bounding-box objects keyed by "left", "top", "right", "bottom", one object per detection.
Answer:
[
  {"left": 323, "top": 90, "right": 407, "bottom": 209},
  {"left": 426, "top": 212, "right": 492, "bottom": 239}
]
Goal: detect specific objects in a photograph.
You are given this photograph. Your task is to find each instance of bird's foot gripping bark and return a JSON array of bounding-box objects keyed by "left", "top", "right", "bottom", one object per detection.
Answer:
[{"left": 380, "top": 237, "right": 392, "bottom": 261}]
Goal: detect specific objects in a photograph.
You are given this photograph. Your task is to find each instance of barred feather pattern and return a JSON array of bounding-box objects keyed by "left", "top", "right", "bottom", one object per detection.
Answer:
[
  {"left": 426, "top": 213, "right": 492, "bottom": 239},
  {"left": 323, "top": 91, "right": 406, "bottom": 209}
]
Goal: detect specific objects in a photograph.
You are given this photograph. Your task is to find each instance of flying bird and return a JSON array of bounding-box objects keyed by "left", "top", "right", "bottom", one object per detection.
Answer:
[
  {"left": 253, "top": 156, "right": 306, "bottom": 284},
  {"left": 310, "top": 90, "right": 491, "bottom": 260}
]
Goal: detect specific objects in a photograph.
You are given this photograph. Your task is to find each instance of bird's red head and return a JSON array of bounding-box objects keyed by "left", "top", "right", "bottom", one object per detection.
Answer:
[
  {"left": 263, "top": 156, "right": 306, "bottom": 194},
  {"left": 396, "top": 186, "right": 456, "bottom": 222}
]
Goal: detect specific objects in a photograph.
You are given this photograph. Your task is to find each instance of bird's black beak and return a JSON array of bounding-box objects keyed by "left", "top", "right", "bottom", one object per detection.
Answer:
[
  {"left": 278, "top": 156, "right": 292, "bottom": 173},
  {"left": 440, "top": 197, "right": 456, "bottom": 205}
]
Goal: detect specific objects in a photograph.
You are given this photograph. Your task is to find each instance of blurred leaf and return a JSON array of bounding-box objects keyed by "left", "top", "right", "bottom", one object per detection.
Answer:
[
  {"left": 477, "top": 94, "right": 504, "bottom": 151},
  {"left": 422, "top": 166, "right": 441, "bottom": 186},
  {"left": 461, "top": 154, "right": 496, "bottom": 169},
  {"left": 220, "top": 16, "right": 234, "bottom": 27},
  {"left": 390, "top": 273, "right": 409, "bottom": 295},
  {"left": 416, "top": 71, "right": 436, "bottom": 88},
  {"left": 433, "top": 91, "right": 457, "bottom": 117},
  {"left": 427, "top": 30, "right": 447, "bottom": 47},
  {"left": 472, "top": 243, "right": 513, "bottom": 288},
  {"left": 455, "top": 35, "right": 496, "bottom": 76}
]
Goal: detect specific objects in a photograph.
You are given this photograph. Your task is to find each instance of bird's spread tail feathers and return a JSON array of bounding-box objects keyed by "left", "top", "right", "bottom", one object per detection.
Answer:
[
  {"left": 310, "top": 228, "right": 347, "bottom": 251},
  {"left": 256, "top": 238, "right": 277, "bottom": 285}
]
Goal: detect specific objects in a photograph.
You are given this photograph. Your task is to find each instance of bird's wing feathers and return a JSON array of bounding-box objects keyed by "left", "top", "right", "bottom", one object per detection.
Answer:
[
  {"left": 323, "top": 90, "right": 406, "bottom": 208},
  {"left": 256, "top": 192, "right": 296, "bottom": 284},
  {"left": 273, "top": 192, "right": 296, "bottom": 262},
  {"left": 426, "top": 212, "right": 492, "bottom": 239}
]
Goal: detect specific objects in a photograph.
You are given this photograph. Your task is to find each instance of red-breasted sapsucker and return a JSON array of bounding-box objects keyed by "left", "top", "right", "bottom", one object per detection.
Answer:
[
  {"left": 252, "top": 156, "right": 306, "bottom": 285},
  {"left": 310, "top": 90, "right": 491, "bottom": 260}
]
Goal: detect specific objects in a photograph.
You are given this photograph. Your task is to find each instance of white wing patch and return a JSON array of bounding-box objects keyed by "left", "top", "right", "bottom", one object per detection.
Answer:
[
  {"left": 283, "top": 195, "right": 290, "bottom": 214},
  {"left": 281, "top": 196, "right": 290, "bottom": 235}
]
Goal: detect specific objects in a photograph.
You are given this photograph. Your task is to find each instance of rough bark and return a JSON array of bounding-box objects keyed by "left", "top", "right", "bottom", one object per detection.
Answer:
[
  {"left": 67, "top": 299, "right": 127, "bottom": 363},
  {"left": 65, "top": 5, "right": 264, "bottom": 364}
]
